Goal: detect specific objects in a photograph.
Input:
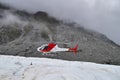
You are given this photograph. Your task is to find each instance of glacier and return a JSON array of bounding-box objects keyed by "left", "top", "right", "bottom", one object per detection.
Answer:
[{"left": 0, "top": 55, "right": 120, "bottom": 80}]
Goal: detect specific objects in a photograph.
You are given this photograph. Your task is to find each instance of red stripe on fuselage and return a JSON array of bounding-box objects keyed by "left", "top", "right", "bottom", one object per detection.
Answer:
[{"left": 41, "top": 43, "right": 56, "bottom": 52}]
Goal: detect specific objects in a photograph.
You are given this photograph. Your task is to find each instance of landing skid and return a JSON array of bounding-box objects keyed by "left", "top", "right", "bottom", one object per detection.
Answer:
[{"left": 41, "top": 53, "right": 58, "bottom": 57}]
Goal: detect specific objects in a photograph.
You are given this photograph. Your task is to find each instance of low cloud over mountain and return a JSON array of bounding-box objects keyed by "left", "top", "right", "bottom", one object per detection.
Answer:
[{"left": 0, "top": 0, "right": 120, "bottom": 45}]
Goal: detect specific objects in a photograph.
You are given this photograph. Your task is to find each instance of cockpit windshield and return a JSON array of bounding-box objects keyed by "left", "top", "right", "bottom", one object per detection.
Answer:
[{"left": 39, "top": 44, "right": 49, "bottom": 51}]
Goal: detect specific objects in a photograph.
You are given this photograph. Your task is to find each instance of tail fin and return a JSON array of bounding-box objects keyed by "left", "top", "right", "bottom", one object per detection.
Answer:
[{"left": 69, "top": 44, "right": 78, "bottom": 54}]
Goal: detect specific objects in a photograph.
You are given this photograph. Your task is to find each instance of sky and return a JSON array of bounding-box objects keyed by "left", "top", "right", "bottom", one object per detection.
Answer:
[
  {"left": 0, "top": 55, "right": 120, "bottom": 80},
  {"left": 0, "top": 0, "right": 120, "bottom": 45}
]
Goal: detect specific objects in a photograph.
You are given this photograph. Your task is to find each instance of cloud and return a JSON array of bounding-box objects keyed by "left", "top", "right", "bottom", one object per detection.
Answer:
[
  {"left": 0, "top": 0, "right": 120, "bottom": 45},
  {"left": 0, "top": 11, "right": 29, "bottom": 28}
]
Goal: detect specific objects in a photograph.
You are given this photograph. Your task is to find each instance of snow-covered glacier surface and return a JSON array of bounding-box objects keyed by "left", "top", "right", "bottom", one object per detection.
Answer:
[{"left": 0, "top": 55, "right": 120, "bottom": 80}]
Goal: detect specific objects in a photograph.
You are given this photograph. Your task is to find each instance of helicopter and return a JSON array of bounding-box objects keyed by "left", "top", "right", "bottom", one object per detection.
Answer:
[
  {"left": 37, "top": 29, "right": 79, "bottom": 55},
  {"left": 37, "top": 43, "right": 78, "bottom": 55}
]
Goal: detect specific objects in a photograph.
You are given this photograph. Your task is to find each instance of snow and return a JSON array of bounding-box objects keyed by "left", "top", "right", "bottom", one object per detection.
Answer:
[{"left": 0, "top": 55, "right": 120, "bottom": 80}]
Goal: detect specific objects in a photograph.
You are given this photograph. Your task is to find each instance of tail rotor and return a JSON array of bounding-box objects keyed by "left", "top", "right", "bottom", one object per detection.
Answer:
[{"left": 69, "top": 44, "right": 78, "bottom": 54}]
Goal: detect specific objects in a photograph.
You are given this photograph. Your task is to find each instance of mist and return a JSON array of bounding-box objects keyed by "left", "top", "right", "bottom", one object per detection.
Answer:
[{"left": 0, "top": 0, "right": 120, "bottom": 45}]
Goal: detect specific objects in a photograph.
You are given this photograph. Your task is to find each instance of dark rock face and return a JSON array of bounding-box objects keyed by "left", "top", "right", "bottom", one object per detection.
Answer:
[
  {"left": 0, "top": 3, "right": 10, "bottom": 10},
  {"left": 34, "top": 11, "right": 48, "bottom": 19},
  {"left": 33, "top": 11, "right": 59, "bottom": 24},
  {"left": 0, "top": 25, "right": 22, "bottom": 44},
  {"left": 0, "top": 4, "right": 120, "bottom": 65}
]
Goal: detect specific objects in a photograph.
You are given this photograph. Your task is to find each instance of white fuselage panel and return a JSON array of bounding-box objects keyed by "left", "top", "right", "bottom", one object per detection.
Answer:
[{"left": 51, "top": 45, "right": 69, "bottom": 52}]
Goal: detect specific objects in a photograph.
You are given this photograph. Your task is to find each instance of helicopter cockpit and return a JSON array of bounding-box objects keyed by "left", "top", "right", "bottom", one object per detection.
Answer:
[{"left": 39, "top": 44, "right": 49, "bottom": 51}]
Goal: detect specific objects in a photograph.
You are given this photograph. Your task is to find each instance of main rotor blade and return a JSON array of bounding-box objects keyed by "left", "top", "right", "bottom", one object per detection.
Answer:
[
  {"left": 48, "top": 34, "right": 53, "bottom": 42},
  {"left": 55, "top": 42, "right": 71, "bottom": 44}
]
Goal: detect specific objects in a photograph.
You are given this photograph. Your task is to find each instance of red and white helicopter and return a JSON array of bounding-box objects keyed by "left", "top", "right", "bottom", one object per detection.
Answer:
[
  {"left": 37, "top": 43, "right": 78, "bottom": 55},
  {"left": 37, "top": 32, "right": 79, "bottom": 55}
]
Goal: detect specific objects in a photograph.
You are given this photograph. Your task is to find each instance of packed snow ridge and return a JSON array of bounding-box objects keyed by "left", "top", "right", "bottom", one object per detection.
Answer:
[{"left": 0, "top": 55, "right": 120, "bottom": 80}]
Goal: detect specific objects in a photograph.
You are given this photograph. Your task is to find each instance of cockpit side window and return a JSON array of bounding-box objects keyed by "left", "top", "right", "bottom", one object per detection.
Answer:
[
  {"left": 43, "top": 46, "right": 49, "bottom": 50},
  {"left": 39, "top": 45, "right": 49, "bottom": 51}
]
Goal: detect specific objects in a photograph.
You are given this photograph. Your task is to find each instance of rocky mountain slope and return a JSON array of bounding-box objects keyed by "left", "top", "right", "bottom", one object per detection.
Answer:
[{"left": 0, "top": 3, "right": 120, "bottom": 65}]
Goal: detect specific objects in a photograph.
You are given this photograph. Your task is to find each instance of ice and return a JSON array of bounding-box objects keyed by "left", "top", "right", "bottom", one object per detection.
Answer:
[{"left": 0, "top": 55, "right": 120, "bottom": 80}]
